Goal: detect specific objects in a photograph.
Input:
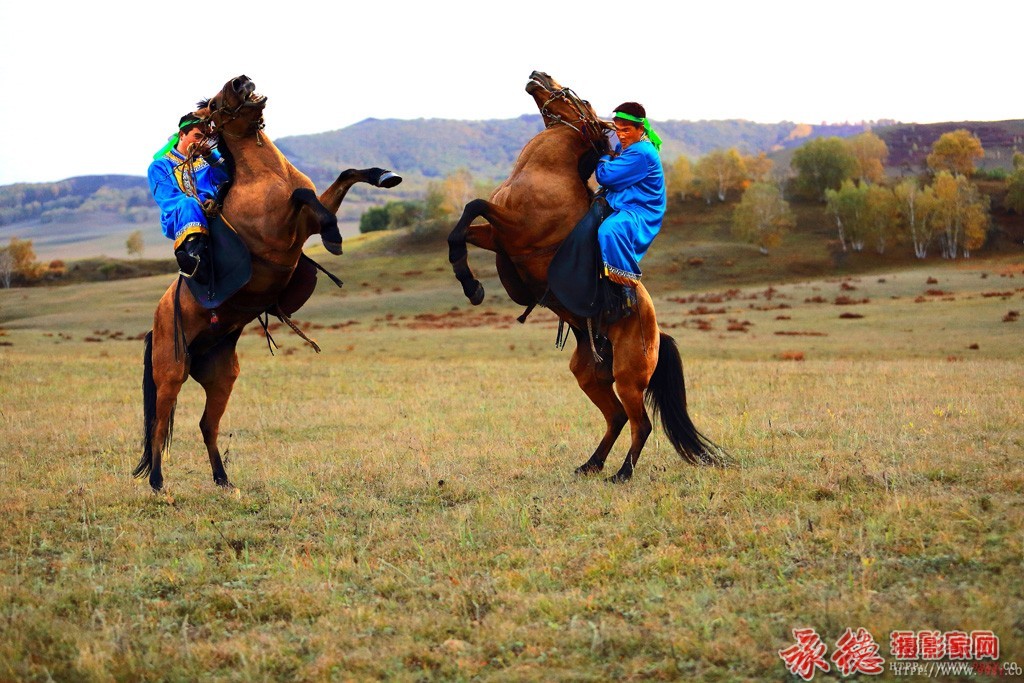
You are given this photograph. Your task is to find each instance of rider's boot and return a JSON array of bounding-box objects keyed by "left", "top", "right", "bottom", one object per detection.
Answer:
[{"left": 175, "top": 233, "right": 211, "bottom": 285}]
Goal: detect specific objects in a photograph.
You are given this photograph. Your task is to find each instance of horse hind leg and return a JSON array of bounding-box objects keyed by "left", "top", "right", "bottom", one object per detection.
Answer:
[
  {"left": 607, "top": 378, "right": 654, "bottom": 483},
  {"left": 605, "top": 325, "right": 661, "bottom": 483},
  {"left": 134, "top": 330, "right": 186, "bottom": 492},
  {"left": 569, "top": 327, "right": 628, "bottom": 476},
  {"left": 190, "top": 331, "right": 242, "bottom": 488}
]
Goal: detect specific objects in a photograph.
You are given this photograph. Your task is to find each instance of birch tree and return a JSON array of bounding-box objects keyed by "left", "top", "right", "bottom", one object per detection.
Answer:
[
  {"left": 695, "top": 148, "right": 747, "bottom": 203},
  {"left": 894, "top": 178, "right": 937, "bottom": 258},
  {"left": 824, "top": 180, "right": 868, "bottom": 252},
  {"left": 1003, "top": 152, "right": 1024, "bottom": 214},
  {"left": 845, "top": 132, "right": 889, "bottom": 184},
  {"left": 927, "top": 129, "right": 984, "bottom": 177},
  {"left": 0, "top": 249, "right": 13, "bottom": 288},
  {"left": 864, "top": 184, "right": 899, "bottom": 254},
  {"left": 732, "top": 182, "right": 794, "bottom": 255},
  {"left": 742, "top": 152, "right": 774, "bottom": 183},
  {"left": 792, "top": 137, "right": 857, "bottom": 201},
  {"left": 932, "top": 171, "right": 989, "bottom": 258},
  {"left": 126, "top": 230, "right": 145, "bottom": 258},
  {"left": 665, "top": 155, "right": 694, "bottom": 202}
]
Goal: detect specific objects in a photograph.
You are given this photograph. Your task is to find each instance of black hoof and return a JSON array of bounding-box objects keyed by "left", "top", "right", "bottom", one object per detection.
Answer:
[
  {"left": 574, "top": 462, "right": 603, "bottom": 476},
  {"left": 215, "top": 478, "right": 234, "bottom": 489},
  {"left": 323, "top": 239, "right": 343, "bottom": 256},
  {"left": 376, "top": 170, "right": 402, "bottom": 189},
  {"left": 469, "top": 282, "right": 485, "bottom": 306},
  {"left": 606, "top": 470, "right": 633, "bottom": 484}
]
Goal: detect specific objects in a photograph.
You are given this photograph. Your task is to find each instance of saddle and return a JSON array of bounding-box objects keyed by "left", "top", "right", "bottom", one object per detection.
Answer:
[
  {"left": 546, "top": 199, "right": 633, "bottom": 324},
  {"left": 183, "top": 214, "right": 252, "bottom": 310},
  {"left": 183, "top": 214, "right": 335, "bottom": 318},
  {"left": 491, "top": 199, "right": 633, "bottom": 364}
]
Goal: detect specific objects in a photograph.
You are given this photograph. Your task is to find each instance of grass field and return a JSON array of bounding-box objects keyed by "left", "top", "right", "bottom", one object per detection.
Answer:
[{"left": 1, "top": 219, "right": 1023, "bottom": 680}]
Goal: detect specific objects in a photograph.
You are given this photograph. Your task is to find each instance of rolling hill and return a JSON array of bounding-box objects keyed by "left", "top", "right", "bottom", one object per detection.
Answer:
[{"left": 3, "top": 116, "right": 1021, "bottom": 262}]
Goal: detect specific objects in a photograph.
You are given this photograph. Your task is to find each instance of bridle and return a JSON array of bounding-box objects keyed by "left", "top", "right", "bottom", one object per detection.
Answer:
[
  {"left": 538, "top": 87, "right": 611, "bottom": 154},
  {"left": 208, "top": 97, "right": 266, "bottom": 147}
]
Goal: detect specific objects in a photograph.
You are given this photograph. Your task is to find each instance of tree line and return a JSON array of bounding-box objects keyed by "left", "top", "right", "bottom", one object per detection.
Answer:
[
  {"left": 0, "top": 180, "right": 154, "bottom": 226},
  {"left": 664, "top": 129, "right": 1011, "bottom": 258},
  {"left": 357, "top": 169, "right": 495, "bottom": 236}
]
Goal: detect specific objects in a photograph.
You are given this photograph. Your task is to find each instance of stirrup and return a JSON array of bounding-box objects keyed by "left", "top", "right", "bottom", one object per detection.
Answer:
[{"left": 177, "top": 253, "right": 201, "bottom": 279}]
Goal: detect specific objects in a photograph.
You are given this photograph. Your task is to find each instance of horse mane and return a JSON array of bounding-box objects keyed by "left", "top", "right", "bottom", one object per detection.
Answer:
[{"left": 196, "top": 97, "right": 211, "bottom": 109}]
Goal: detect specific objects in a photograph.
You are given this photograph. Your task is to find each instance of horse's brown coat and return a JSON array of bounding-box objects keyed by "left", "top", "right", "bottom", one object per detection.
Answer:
[
  {"left": 135, "top": 76, "right": 398, "bottom": 491},
  {"left": 448, "top": 72, "right": 724, "bottom": 480}
]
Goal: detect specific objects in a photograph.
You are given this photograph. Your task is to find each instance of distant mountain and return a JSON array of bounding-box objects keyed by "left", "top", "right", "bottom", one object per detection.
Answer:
[
  {"left": 275, "top": 115, "right": 882, "bottom": 189},
  {"left": 7, "top": 116, "right": 1020, "bottom": 261}
]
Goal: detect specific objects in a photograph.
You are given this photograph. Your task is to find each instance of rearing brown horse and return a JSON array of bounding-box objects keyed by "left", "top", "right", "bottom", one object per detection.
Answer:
[
  {"left": 133, "top": 75, "right": 401, "bottom": 491},
  {"left": 448, "top": 71, "right": 727, "bottom": 482}
]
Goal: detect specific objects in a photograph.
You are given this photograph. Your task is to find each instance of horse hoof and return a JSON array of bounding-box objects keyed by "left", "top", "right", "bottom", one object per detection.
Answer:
[
  {"left": 323, "top": 239, "right": 343, "bottom": 256},
  {"left": 376, "top": 170, "right": 403, "bottom": 189},
  {"left": 216, "top": 479, "right": 235, "bottom": 489},
  {"left": 469, "top": 283, "right": 485, "bottom": 306},
  {"left": 606, "top": 471, "right": 632, "bottom": 484},
  {"left": 574, "top": 463, "right": 603, "bottom": 476}
]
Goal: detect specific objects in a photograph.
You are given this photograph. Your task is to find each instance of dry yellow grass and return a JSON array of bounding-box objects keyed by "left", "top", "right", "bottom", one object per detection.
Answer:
[{"left": 1, "top": 252, "right": 1022, "bottom": 680}]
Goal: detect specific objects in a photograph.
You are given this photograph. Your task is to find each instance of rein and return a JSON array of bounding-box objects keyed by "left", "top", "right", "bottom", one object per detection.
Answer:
[
  {"left": 210, "top": 100, "right": 266, "bottom": 147},
  {"left": 538, "top": 87, "right": 609, "bottom": 153}
]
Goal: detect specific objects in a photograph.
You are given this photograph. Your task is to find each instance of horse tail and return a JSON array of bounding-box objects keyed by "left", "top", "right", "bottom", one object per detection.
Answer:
[
  {"left": 133, "top": 331, "right": 174, "bottom": 478},
  {"left": 645, "top": 332, "right": 730, "bottom": 466}
]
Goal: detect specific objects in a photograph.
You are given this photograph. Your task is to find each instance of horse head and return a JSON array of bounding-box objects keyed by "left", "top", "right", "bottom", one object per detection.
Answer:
[
  {"left": 199, "top": 75, "right": 268, "bottom": 140},
  {"left": 526, "top": 71, "right": 613, "bottom": 154}
]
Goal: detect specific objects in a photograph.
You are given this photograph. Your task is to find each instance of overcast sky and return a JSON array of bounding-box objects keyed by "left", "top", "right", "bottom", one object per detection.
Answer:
[{"left": 1, "top": 0, "right": 1019, "bottom": 185}]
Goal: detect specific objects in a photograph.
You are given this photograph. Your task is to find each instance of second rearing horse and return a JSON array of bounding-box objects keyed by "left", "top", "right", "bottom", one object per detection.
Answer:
[
  {"left": 134, "top": 75, "right": 401, "bottom": 492},
  {"left": 448, "top": 71, "right": 727, "bottom": 482}
]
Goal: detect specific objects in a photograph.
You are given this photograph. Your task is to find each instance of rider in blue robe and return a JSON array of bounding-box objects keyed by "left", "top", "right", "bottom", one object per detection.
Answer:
[
  {"left": 595, "top": 103, "right": 666, "bottom": 290},
  {"left": 148, "top": 114, "right": 230, "bottom": 281}
]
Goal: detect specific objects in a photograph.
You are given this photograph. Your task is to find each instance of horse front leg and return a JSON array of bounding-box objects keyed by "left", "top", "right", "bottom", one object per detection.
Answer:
[
  {"left": 319, "top": 168, "right": 403, "bottom": 212},
  {"left": 190, "top": 330, "right": 242, "bottom": 488},
  {"left": 315, "top": 168, "right": 403, "bottom": 254},
  {"left": 569, "top": 326, "right": 627, "bottom": 476},
  {"left": 448, "top": 199, "right": 518, "bottom": 305},
  {"left": 291, "top": 188, "right": 342, "bottom": 255}
]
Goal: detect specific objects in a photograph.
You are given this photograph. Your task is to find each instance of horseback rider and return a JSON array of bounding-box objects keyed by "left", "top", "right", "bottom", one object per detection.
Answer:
[
  {"left": 148, "top": 113, "right": 230, "bottom": 283},
  {"left": 595, "top": 102, "right": 665, "bottom": 307}
]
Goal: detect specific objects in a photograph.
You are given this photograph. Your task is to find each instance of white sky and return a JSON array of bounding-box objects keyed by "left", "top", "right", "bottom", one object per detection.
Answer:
[{"left": 1, "top": 0, "right": 1019, "bottom": 185}]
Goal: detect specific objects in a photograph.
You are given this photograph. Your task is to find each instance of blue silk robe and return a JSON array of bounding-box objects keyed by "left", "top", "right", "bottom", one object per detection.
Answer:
[
  {"left": 594, "top": 139, "right": 666, "bottom": 285},
  {"left": 147, "top": 148, "right": 229, "bottom": 247}
]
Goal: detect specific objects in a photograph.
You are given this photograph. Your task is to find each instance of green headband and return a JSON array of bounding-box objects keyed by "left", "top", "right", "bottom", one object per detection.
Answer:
[
  {"left": 153, "top": 119, "right": 204, "bottom": 160},
  {"left": 613, "top": 111, "right": 663, "bottom": 152}
]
